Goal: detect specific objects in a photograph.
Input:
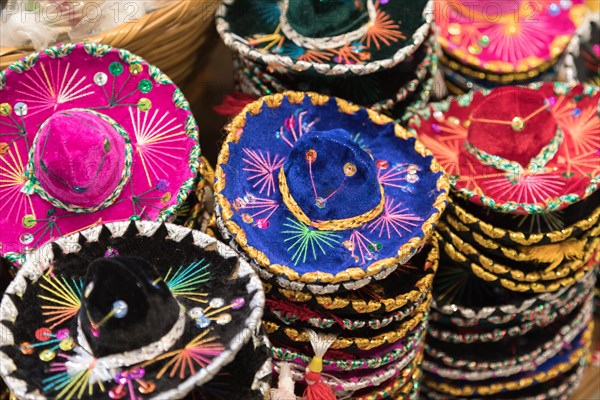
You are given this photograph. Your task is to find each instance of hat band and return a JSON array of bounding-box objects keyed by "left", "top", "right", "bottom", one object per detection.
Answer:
[
  {"left": 279, "top": 0, "right": 377, "bottom": 50},
  {"left": 463, "top": 126, "right": 564, "bottom": 184},
  {"left": 76, "top": 307, "right": 186, "bottom": 371},
  {"left": 278, "top": 167, "right": 385, "bottom": 231}
]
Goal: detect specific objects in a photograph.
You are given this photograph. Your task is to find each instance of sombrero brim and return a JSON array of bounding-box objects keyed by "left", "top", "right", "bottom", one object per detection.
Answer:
[
  {"left": 0, "top": 221, "right": 264, "bottom": 399},
  {"left": 0, "top": 43, "right": 200, "bottom": 263}
]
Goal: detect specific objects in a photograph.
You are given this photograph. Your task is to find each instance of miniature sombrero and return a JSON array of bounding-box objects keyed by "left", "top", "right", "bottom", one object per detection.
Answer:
[
  {"left": 216, "top": 0, "right": 432, "bottom": 76},
  {"left": 408, "top": 82, "right": 600, "bottom": 215},
  {"left": 0, "top": 221, "right": 264, "bottom": 399},
  {"left": 436, "top": 0, "right": 588, "bottom": 75},
  {"left": 0, "top": 43, "right": 200, "bottom": 264},
  {"left": 215, "top": 92, "right": 448, "bottom": 294}
]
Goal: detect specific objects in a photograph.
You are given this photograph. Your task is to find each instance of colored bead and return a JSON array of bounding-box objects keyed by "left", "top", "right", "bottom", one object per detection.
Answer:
[
  {"left": 129, "top": 63, "right": 143, "bottom": 75},
  {"left": 19, "top": 233, "right": 33, "bottom": 245},
  {"left": 242, "top": 213, "right": 254, "bottom": 224},
  {"left": 511, "top": 116, "right": 525, "bottom": 131},
  {"left": 188, "top": 307, "right": 204, "bottom": 319},
  {"left": 14, "top": 102, "right": 27, "bottom": 116},
  {"left": 0, "top": 142, "right": 8, "bottom": 156},
  {"left": 59, "top": 337, "right": 75, "bottom": 351},
  {"left": 138, "top": 381, "right": 155, "bottom": 394},
  {"left": 231, "top": 297, "right": 246, "bottom": 310},
  {"left": 407, "top": 164, "right": 419, "bottom": 174},
  {"left": 94, "top": 72, "right": 108, "bottom": 86},
  {"left": 315, "top": 197, "right": 327, "bottom": 208},
  {"left": 375, "top": 160, "right": 389, "bottom": 169},
  {"left": 137, "top": 98, "right": 152, "bottom": 112},
  {"left": 448, "top": 23, "right": 461, "bottom": 35},
  {"left": 343, "top": 240, "right": 355, "bottom": 251},
  {"left": 195, "top": 316, "right": 211, "bottom": 328},
  {"left": 549, "top": 3, "right": 560, "bottom": 15},
  {"left": 467, "top": 45, "right": 482, "bottom": 55},
  {"left": 255, "top": 218, "right": 270, "bottom": 229},
  {"left": 20, "top": 342, "right": 33, "bottom": 355},
  {"left": 0, "top": 103, "right": 11, "bottom": 116},
  {"left": 368, "top": 242, "right": 382, "bottom": 251},
  {"left": 39, "top": 349, "right": 56, "bottom": 362},
  {"left": 56, "top": 329, "right": 70, "bottom": 340},
  {"left": 85, "top": 282, "right": 94, "bottom": 298},
  {"left": 210, "top": 298, "right": 225, "bottom": 308},
  {"left": 305, "top": 149, "right": 317, "bottom": 162},
  {"left": 478, "top": 35, "right": 490, "bottom": 47},
  {"left": 161, "top": 192, "right": 171, "bottom": 203},
  {"left": 35, "top": 327, "right": 52, "bottom": 342},
  {"left": 104, "top": 247, "right": 120, "bottom": 257},
  {"left": 447, "top": 116, "right": 460, "bottom": 125},
  {"left": 343, "top": 162, "right": 357, "bottom": 177},
  {"left": 571, "top": 108, "right": 581, "bottom": 117},
  {"left": 216, "top": 313, "right": 232, "bottom": 325},
  {"left": 109, "top": 62, "right": 124, "bottom": 76},
  {"left": 22, "top": 214, "right": 36, "bottom": 228},
  {"left": 406, "top": 173, "right": 419, "bottom": 183},
  {"left": 109, "top": 386, "right": 126, "bottom": 399},
  {"left": 113, "top": 300, "right": 128, "bottom": 318},
  {"left": 138, "top": 79, "right": 152, "bottom": 93}
]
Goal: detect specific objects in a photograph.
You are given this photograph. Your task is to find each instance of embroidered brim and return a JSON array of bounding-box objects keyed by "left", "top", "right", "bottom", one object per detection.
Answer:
[
  {"left": 216, "top": 0, "right": 432, "bottom": 76},
  {"left": 0, "top": 221, "right": 264, "bottom": 400},
  {"left": 0, "top": 43, "right": 200, "bottom": 264},
  {"left": 436, "top": 0, "right": 587, "bottom": 74},
  {"left": 215, "top": 92, "right": 448, "bottom": 293},
  {"left": 408, "top": 82, "right": 600, "bottom": 215}
]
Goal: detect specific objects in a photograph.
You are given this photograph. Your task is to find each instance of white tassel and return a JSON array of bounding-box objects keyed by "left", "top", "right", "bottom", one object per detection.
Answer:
[
  {"left": 270, "top": 362, "right": 296, "bottom": 400},
  {"left": 306, "top": 329, "right": 336, "bottom": 359}
]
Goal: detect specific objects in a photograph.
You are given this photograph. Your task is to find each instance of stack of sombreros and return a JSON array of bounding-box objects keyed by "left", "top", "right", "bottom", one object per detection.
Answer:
[
  {"left": 0, "top": 221, "right": 266, "bottom": 400},
  {"left": 214, "top": 91, "right": 450, "bottom": 398},
  {"left": 406, "top": 82, "right": 600, "bottom": 399},
  {"left": 435, "top": 0, "right": 589, "bottom": 94},
  {"left": 215, "top": 0, "right": 439, "bottom": 119},
  {"left": 0, "top": 43, "right": 200, "bottom": 268}
]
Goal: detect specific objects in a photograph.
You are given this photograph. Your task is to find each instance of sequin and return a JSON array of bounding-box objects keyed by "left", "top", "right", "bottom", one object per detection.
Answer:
[
  {"left": 109, "top": 386, "right": 126, "bottom": 399},
  {"left": 195, "top": 316, "right": 211, "bottom": 328},
  {"left": 368, "top": 242, "right": 383, "bottom": 251},
  {"left": 94, "top": 72, "right": 108, "bottom": 86},
  {"left": 447, "top": 117, "right": 460, "bottom": 125},
  {"left": 161, "top": 192, "right": 171, "bottom": 204},
  {"left": 231, "top": 297, "right": 245, "bottom": 310},
  {"left": 433, "top": 111, "right": 444, "bottom": 122},
  {"left": 468, "top": 45, "right": 482, "bottom": 55},
  {"left": 549, "top": 3, "right": 560, "bottom": 15},
  {"left": 407, "top": 164, "right": 419, "bottom": 174},
  {"left": 216, "top": 313, "right": 232, "bottom": 325},
  {"left": 432, "top": 123, "right": 441, "bottom": 134},
  {"left": 155, "top": 179, "right": 169, "bottom": 192},
  {"left": 255, "top": 218, "right": 270, "bottom": 229},
  {"left": 138, "top": 381, "right": 155, "bottom": 394},
  {"left": 0, "top": 142, "right": 8, "bottom": 156},
  {"left": 129, "top": 64, "right": 143, "bottom": 75},
  {"left": 105, "top": 247, "right": 120, "bottom": 257},
  {"left": 344, "top": 162, "right": 357, "bottom": 177},
  {"left": 14, "top": 102, "right": 28, "bottom": 116},
  {"left": 109, "top": 62, "right": 124, "bottom": 76},
  {"left": 39, "top": 349, "right": 56, "bottom": 362},
  {"left": 188, "top": 307, "right": 204, "bottom": 319},
  {"left": 559, "top": 0, "right": 572, "bottom": 8},
  {"left": 478, "top": 35, "right": 490, "bottom": 47},
  {"left": 305, "top": 149, "right": 317, "bottom": 162},
  {"left": 22, "top": 214, "right": 36, "bottom": 228},
  {"left": 59, "top": 337, "right": 75, "bottom": 351},
  {"left": 375, "top": 160, "right": 389, "bottom": 169},
  {"left": 315, "top": 197, "right": 326, "bottom": 208},
  {"left": 242, "top": 213, "right": 254, "bottom": 224},
  {"left": 56, "top": 329, "right": 70, "bottom": 340},
  {"left": 343, "top": 240, "right": 355, "bottom": 251},
  {"left": 137, "top": 98, "right": 152, "bottom": 111},
  {"left": 210, "top": 298, "right": 225, "bottom": 308},
  {"left": 138, "top": 79, "right": 153, "bottom": 93},
  {"left": 35, "top": 327, "right": 52, "bottom": 342},
  {"left": 19, "top": 233, "right": 33, "bottom": 245},
  {"left": 20, "top": 342, "right": 33, "bottom": 355},
  {"left": 448, "top": 23, "right": 461, "bottom": 35},
  {"left": 406, "top": 173, "right": 419, "bottom": 184},
  {"left": 511, "top": 116, "right": 525, "bottom": 131},
  {"left": 113, "top": 300, "right": 128, "bottom": 318},
  {"left": 0, "top": 103, "right": 11, "bottom": 116},
  {"left": 572, "top": 108, "right": 581, "bottom": 117}
]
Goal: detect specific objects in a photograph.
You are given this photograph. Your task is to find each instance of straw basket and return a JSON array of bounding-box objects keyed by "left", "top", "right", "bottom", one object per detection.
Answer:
[{"left": 0, "top": 0, "right": 219, "bottom": 85}]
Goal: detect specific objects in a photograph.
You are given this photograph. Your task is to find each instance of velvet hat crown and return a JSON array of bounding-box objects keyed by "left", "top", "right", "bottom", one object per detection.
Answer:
[
  {"left": 0, "top": 221, "right": 264, "bottom": 399},
  {"left": 0, "top": 43, "right": 200, "bottom": 265}
]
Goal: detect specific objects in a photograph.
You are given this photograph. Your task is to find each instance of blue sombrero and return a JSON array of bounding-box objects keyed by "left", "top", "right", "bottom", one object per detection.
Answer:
[{"left": 215, "top": 92, "right": 448, "bottom": 293}]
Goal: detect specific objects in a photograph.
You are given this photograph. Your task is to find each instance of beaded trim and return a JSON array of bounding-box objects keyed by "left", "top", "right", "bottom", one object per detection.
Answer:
[
  {"left": 24, "top": 109, "right": 133, "bottom": 213},
  {"left": 216, "top": 0, "right": 433, "bottom": 76},
  {"left": 278, "top": 0, "right": 377, "bottom": 50},
  {"left": 424, "top": 301, "right": 593, "bottom": 372},
  {"left": 214, "top": 91, "right": 449, "bottom": 287}
]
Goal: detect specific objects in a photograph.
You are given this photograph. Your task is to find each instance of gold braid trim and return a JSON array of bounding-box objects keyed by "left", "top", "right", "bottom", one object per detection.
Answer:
[
  {"left": 278, "top": 167, "right": 385, "bottom": 231},
  {"left": 275, "top": 239, "right": 439, "bottom": 313},
  {"left": 439, "top": 234, "right": 598, "bottom": 293},
  {"left": 263, "top": 294, "right": 431, "bottom": 351},
  {"left": 423, "top": 320, "right": 594, "bottom": 397},
  {"left": 214, "top": 91, "right": 450, "bottom": 284},
  {"left": 450, "top": 200, "right": 600, "bottom": 246},
  {"left": 438, "top": 223, "right": 597, "bottom": 282}
]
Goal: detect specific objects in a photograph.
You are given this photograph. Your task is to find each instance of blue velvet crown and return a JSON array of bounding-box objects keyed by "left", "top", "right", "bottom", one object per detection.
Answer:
[{"left": 216, "top": 93, "right": 448, "bottom": 283}]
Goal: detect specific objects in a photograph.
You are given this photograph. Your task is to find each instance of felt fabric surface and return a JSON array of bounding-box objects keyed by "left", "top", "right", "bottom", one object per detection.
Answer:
[
  {"left": 436, "top": 0, "right": 586, "bottom": 73},
  {"left": 0, "top": 222, "right": 264, "bottom": 400},
  {"left": 217, "top": 0, "right": 431, "bottom": 75},
  {"left": 0, "top": 43, "right": 200, "bottom": 263},
  {"left": 216, "top": 92, "right": 447, "bottom": 286},
  {"left": 408, "top": 82, "right": 600, "bottom": 215}
]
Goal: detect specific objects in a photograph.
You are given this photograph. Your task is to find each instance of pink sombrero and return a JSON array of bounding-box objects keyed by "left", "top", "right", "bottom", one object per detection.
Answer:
[
  {"left": 436, "top": 0, "right": 587, "bottom": 74},
  {"left": 0, "top": 43, "right": 200, "bottom": 264},
  {"left": 407, "top": 82, "right": 600, "bottom": 214}
]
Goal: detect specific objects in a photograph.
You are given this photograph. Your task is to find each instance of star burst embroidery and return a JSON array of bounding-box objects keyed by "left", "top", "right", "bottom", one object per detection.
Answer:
[
  {"left": 559, "top": 105, "right": 600, "bottom": 154},
  {"left": 481, "top": 20, "right": 555, "bottom": 64},
  {"left": 43, "top": 354, "right": 107, "bottom": 400},
  {"left": 377, "top": 163, "right": 416, "bottom": 192},
  {"left": 361, "top": 9, "right": 405, "bottom": 50},
  {"left": 367, "top": 197, "right": 423, "bottom": 239},
  {"left": 38, "top": 274, "right": 83, "bottom": 329},
  {"left": 282, "top": 218, "right": 341, "bottom": 265},
  {"left": 0, "top": 141, "right": 35, "bottom": 222},
  {"left": 164, "top": 259, "right": 211, "bottom": 303},
  {"left": 346, "top": 230, "right": 377, "bottom": 265},
  {"left": 481, "top": 171, "right": 565, "bottom": 204},
  {"left": 242, "top": 149, "right": 285, "bottom": 196},
  {"left": 278, "top": 110, "right": 316, "bottom": 147}
]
